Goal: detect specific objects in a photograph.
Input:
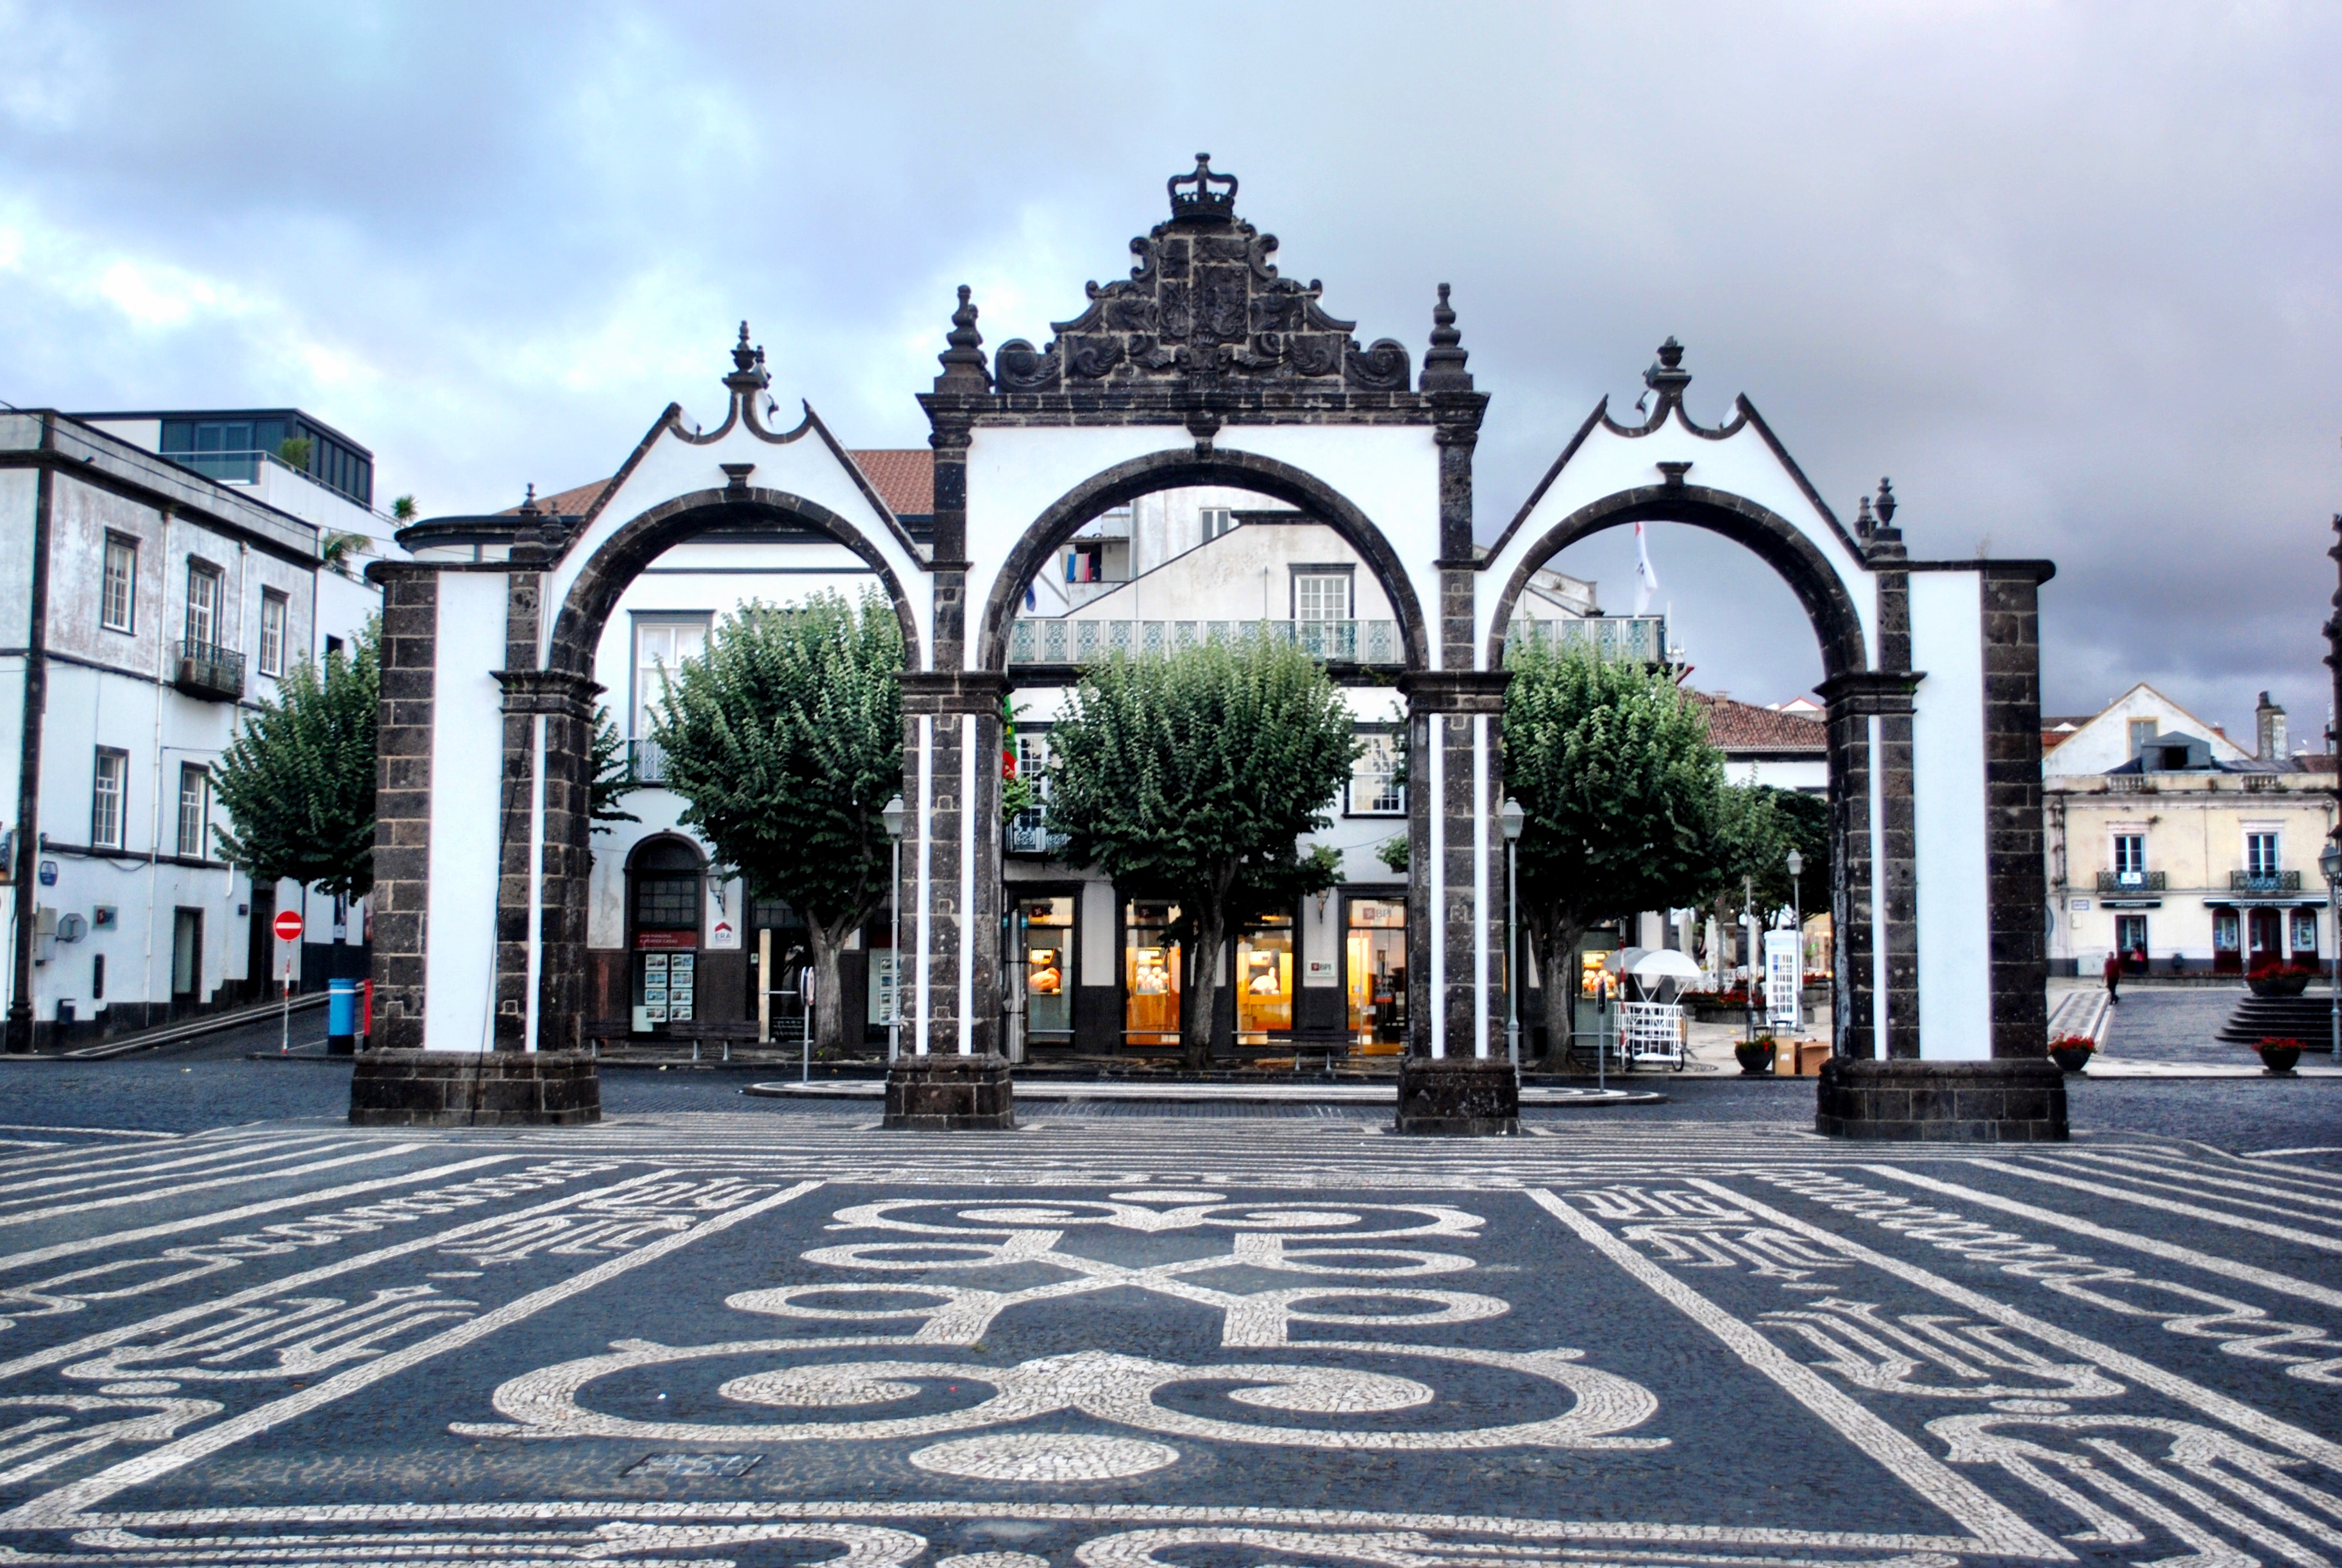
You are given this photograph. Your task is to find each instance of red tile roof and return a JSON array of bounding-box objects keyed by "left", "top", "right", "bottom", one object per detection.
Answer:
[
  {"left": 1689, "top": 690, "right": 1826, "bottom": 754},
  {"left": 503, "top": 450, "right": 934, "bottom": 519}
]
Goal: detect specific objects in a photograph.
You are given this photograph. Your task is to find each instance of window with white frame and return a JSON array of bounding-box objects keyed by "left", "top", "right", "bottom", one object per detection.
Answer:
[
  {"left": 176, "top": 764, "right": 209, "bottom": 859},
  {"left": 1293, "top": 571, "right": 1351, "bottom": 622},
  {"left": 2247, "top": 831, "right": 2281, "bottom": 877},
  {"left": 1349, "top": 734, "right": 1404, "bottom": 814},
  {"left": 1015, "top": 734, "right": 1049, "bottom": 798},
  {"left": 632, "top": 617, "right": 709, "bottom": 737},
  {"left": 2291, "top": 909, "right": 2318, "bottom": 953},
  {"left": 2112, "top": 832, "right": 2146, "bottom": 878},
  {"left": 91, "top": 749, "right": 126, "bottom": 849},
  {"left": 184, "top": 561, "right": 222, "bottom": 650},
  {"left": 101, "top": 535, "right": 137, "bottom": 634},
  {"left": 258, "top": 590, "right": 288, "bottom": 677},
  {"left": 1200, "top": 507, "right": 1234, "bottom": 543}
]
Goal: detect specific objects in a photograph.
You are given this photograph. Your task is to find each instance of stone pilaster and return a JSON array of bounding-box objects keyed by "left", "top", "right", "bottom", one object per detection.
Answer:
[
  {"left": 1981, "top": 564, "right": 2053, "bottom": 1057},
  {"left": 493, "top": 667, "right": 600, "bottom": 1057},
  {"left": 1820, "top": 669, "right": 1919, "bottom": 1061},
  {"left": 901, "top": 671, "right": 1007, "bottom": 1058},
  {"left": 1397, "top": 670, "right": 1508, "bottom": 1059},
  {"left": 369, "top": 567, "right": 438, "bottom": 1052}
]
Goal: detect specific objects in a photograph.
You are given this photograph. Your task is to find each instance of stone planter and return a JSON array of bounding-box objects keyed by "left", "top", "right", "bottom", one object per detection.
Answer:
[
  {"left": 884, "top": 1053, "right": 1016, "bottom": 1129},
  {"left": 1815, "top": 1058, "right": 2068, "bottom": 1142},
  {"left": 2257, "top": 1044, "right": 2304, "bottom": 1075},
  {"left": 1735, "top": 1041, "right": 1776, "bottom": 1076},
  {"left": 2048, "top": 1046, "right": 2094, "bottom": 1075},
  {"left": 349, "top": 1049, "right": 601, "bottom": 1126},
  {"left": 1394, "top": 1056, "right": 1519, "bottom": 1136},
  {"left": 2249, "top": 973, "right": 2313, "bottom": 997}
]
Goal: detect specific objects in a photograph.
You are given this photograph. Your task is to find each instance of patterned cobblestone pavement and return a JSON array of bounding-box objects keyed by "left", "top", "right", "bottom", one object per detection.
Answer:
[{"left": 0, "top": 1092, "right": 2339, "bottom": 1566}]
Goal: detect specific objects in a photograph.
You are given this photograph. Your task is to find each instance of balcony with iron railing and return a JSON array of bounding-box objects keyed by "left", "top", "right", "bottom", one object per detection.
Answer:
[
  {"left": 172, "top": 638, "right": 244, "bottom": 702},
  {"left": 1505, "top": 614, "right": 1671, "bottom": 664},
  {"left": 626, "top": 738, "right": 668, "bottom": 784},
  {"left": 1007, "top": 618, "right": 1403, "bottom": 667},
  {"left": 2096, "top": 870, "right": 2166, "bottom": 893},
  {"left": 1005, "top": 808, "right": 1068, "bottom": 856},
  {"left": 2232, "top": 869, "right": 2302, "bottom": 893}
]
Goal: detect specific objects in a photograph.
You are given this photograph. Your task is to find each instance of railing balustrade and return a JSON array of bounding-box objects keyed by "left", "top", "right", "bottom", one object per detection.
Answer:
[
  {"left": 2231, "top": 869, "right": 2302, "bottom": 892},
  {"left": 173, "top": 638, "right": 245, "bottom": 702},
  {"left": 2095, "top": 870, "right": 2166, "bottom": 892},
  {"left": 1006, "top": 618, "right": 1402, "bottom": 666}
]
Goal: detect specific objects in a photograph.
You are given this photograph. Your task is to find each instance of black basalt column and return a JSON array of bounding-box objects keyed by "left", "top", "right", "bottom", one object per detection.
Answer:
[
  {"left": 493, "top": 667, "right": 600, "bottom": 1056},
  {"left": 1397, "top": 670, "right": 1508, "bottom": 1060},
  {"left": 902, "top": 673, "right": 1009, "bottom": 1058},
  {"left": 1981, "top": 564, "right": 2052, "bottom": 1057},
  {"left": 1819, "top": 670, "right": 1918, "bottom": 1061},
  {"left": 369, "top": 566, "right": 439, "bottom": 1052}
]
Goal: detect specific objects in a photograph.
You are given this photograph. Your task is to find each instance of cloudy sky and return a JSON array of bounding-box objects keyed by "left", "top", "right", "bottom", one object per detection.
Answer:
[{"left": 4, "top": 3, "right": 2338, "bottom": 730}]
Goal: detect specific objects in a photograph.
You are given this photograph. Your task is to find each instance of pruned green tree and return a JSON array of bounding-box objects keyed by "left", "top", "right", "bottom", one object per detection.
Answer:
[
  {"left": 1045, "top": 637, "right": 1358, "bottom": 1069},
  {"left": 1503, "top": 638, "right": 1726, "bottom": 1053},
  {"left": 589, "top": 705, "right": 641, "bottom": 834},
  {"left": 651, "top": 591, "right": 902, "bottom": 1052},
  {"left": 211, "top": 619, "right": 380, "bottom": 900}
]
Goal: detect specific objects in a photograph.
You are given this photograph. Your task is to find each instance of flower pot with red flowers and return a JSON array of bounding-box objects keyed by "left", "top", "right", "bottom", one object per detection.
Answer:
[
  {"left": 2248, "top": 963, "right": 2316, "bottom": 998},
  {"left": 2047, "top": 1034, "right": 2096, "bottom": 1074},
  {"left": 1735, "top": 1037, "right": 1777, "bottom": 1075},
  {"left": 2256, "top": 1037, "right": 2305, "bottom": 1075}
]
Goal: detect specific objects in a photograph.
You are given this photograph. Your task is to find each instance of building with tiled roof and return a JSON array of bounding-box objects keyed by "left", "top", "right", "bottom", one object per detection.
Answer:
[
  {"left": 1688, "top": 691, "right": 1826, "bottom": 792},
  {"left": 503, "top": 450, "right": 934, "bottom": 533}
]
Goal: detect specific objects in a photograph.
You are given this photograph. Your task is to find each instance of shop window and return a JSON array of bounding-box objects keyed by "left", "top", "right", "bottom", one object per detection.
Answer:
[
  {"left": 1124, "top": 900, "right": 1181, "bottom": 1047},
  {"left": 1236, "top": 912, "right": 1294, "bottom": 1040},
  {"left": 2213, "top": 909, "right": 2241, "bottom": 974},
  {"left": 2114, "top": 914, "right": 2147, "bottom": 970},
  {"left": 1013, "top": 895, "right": 1075, "bottom": 1041},
  {"left": 2290, "top": 908, "right": 2318, "bottom": 955},
  {"left": 629, "top": 839, "right": 703, "bottom": 1027},
  {"left": 1345, "top": 898, "right": 1407, "bottom": 1054},
  {"left": 101, "top": 535, "right": 137, "bottom": 633}
]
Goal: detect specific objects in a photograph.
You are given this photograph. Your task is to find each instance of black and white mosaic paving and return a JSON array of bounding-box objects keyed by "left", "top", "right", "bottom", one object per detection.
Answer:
[{"left": 0, "top": 1109, "right": 2339, "bottom": 1567}]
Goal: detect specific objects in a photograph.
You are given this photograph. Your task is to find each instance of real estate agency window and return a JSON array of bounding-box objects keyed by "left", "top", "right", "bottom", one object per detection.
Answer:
[
  {"left": 632, "top": 616, "right": 709, "bottom": 738},
  {"left": 91, "top": 748, "right": 127, "bottom": 850},
  {"left": 176, "top": 764, "right": 208, "bottom": 858},
  {"left": 101, "top": 535, "right": 137, "bottom": 634},
  {"left": 1349, "top": 733, "right": 1404, "bottom": 815},
  {"left": 184, "top": 560, "right": 223, "bottom": 651},
  {"left": 2246, "top": 830, "right": 2281, "bottom": 877},
  {"left": 258, "top": 590, "right": 288, "bottom": 677}
]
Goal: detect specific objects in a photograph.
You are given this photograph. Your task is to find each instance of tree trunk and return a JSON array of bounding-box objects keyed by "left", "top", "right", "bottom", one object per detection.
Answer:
[
  {"left": 806, "top": 920, "right": 855, "bottom": 1056},
  {"left": 1526, "top": 909, "right": 1585, "bottom": 1065},
  {"left": 1181, "top": 906, "right": 1227, "bottom": 1073}
]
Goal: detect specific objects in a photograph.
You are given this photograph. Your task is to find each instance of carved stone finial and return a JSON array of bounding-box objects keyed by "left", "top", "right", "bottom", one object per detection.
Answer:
[
  {"left": 934, "top": 284, "right": 992, "bottom": 392},
  {"left": 732, "top": 321, "right": 756, "bottom": 373},
  {"left": 1874, "top": 477, "right": 1898, "bottom": 527},
  {"left": 724, "top": 322, "right": 771, "bottom": 396},
  {"left": 1643, "top": 336, "right": 1692, "bottom": 407},
  {"left": 1168, "top": 153, "right": 1238, "bottom": 222},
  {"left": 517, "top": 482, "right": 539, "bottom": 518},
  {"left": 1419, "top": 282, "right": 1472, "bottom": 391},
  {"left": 1855, "top": 494, "right": 1874, "bottom": 540}
]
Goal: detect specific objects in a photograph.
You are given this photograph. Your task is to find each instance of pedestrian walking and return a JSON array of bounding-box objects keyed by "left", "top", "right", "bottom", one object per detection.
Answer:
[{"left": 2103, "top": 948, "right": 2121, "bottom": 1006}]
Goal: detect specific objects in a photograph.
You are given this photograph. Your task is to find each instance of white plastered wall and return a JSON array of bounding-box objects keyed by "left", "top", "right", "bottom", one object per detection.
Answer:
[
  {"left": 1476, "top": 412, "right": 1878, "bottom": 672},
  {"left": 962, "top": 423, "right": 1444, "bottom": 670},
  {"left": 421, "top": 571, "right": 510, "bottom": 1051},
  {"left": 1908, "top": 570, "right": 1992, "bottom": 1060}
]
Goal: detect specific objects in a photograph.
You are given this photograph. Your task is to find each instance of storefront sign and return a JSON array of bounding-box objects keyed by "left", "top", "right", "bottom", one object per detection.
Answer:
[
  {"left": 636, "top": 930, "right": 698, "bottom": 950},
  {"left": 1302, "top": 957, "right": 1338, "bottom": 987}
]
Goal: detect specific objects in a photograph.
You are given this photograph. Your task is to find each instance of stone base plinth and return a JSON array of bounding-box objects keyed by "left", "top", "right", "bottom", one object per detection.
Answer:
[
  {"left": 349, "top": 1050, "right": 602, "bottom": 1126},
  {"left": 1815, "top": 1057, "right": 2066, "bottom": 1142},
  {"left": 1394, "top": 1054, "right": 1519, "bottom": 1136},
  {"left": 884, "top": 1053, "right": 1016, "bottom": 1129}
]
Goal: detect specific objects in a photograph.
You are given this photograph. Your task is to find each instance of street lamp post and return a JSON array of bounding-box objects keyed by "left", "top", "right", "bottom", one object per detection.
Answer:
[
  {"left": 881, "top": 795, "right": 906, "bottom": 1063},
  {"left": 1500, "top": 797, "right": 1526, "bottom": 1070},
  {"left": 1785, "top": 848, "right": 1804, "bottom": 1036},
  {"left": 2322, "top": 841, "right": 2341, "bottom": 1058}
]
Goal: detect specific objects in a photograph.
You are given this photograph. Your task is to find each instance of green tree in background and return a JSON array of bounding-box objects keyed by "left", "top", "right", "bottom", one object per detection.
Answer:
[
  {"left": 651, "top": 592, "right": 902, "bottom": 1053},
  {"left": 1502, "top": 638, "right": 1725, "bottom": 1054},
  {"left": 1705, "top": 783, "right": 1830, "bottom": 970},
  {"left": 1045, "top": 637, "right": 1356, "bottom": 1070},
  {"left": 589, "top": 705, "right": 641, "bottom": 833},
  {"left": 211, "top": 620, "right": 380, "bottom": 901}
]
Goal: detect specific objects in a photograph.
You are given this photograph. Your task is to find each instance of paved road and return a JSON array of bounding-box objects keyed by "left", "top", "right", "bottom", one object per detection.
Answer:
[
  {"left": 0, "top": 1065, "right": 2338, "bottom": 1565},
  {"left": 2098, "top": 985, "right": 2260, "bottom": 1065}
]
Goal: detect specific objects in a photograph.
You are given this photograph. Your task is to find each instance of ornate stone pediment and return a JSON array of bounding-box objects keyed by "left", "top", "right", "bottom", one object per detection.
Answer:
[{"left": 991, "top": 156, "right": 1412, "bottom": 395}]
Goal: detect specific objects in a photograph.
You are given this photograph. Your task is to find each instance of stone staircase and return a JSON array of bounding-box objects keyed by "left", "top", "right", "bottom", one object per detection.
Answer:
[{"left": 2216, "top": 991, "right": 2341, "bottom": 1045}]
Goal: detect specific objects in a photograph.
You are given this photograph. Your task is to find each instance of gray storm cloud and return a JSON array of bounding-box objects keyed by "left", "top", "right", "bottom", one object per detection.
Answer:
[{"left": 2, "top": 1, "right": 2336, "bottom": 729}]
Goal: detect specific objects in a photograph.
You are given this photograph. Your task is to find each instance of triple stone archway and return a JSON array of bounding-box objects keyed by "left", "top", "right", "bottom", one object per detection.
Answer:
[{"left": 363, "top": 158, "right": 2052, "bottom": 1127}]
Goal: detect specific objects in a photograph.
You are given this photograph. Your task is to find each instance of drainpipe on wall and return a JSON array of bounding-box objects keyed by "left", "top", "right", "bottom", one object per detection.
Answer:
[{"left": 6, "top": 416, "right": 55, "bottom": 1053}]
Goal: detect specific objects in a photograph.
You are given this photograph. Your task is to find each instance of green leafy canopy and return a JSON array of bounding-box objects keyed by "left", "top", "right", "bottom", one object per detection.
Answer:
[{"left": 210, "top": 618, "right": 380, "bottom": 899}]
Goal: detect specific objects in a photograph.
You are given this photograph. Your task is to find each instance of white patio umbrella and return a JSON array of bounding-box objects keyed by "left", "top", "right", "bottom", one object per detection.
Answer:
[{"left": 1606, "top": 947, "right": 1705, "bottom": 984}]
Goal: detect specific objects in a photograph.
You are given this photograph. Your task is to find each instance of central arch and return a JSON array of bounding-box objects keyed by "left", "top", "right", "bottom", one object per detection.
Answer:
[{"left": 976, "top": 448, "right": 1434, "bottom": 673}]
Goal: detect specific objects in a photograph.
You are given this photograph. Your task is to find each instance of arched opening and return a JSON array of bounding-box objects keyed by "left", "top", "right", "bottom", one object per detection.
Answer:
[
  {"left": 1483, "top": 485, "right": 1882, "bottom": 1063},
  {"left": 621, "top": 834, "right": 705, "bottom": 1033},
  {"left": 974, "top": 454, "right": 1434, "bottom": 1063}
]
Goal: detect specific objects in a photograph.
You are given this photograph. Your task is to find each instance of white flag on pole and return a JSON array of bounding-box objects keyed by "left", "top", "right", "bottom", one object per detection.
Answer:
[{"left": 1633, "top": 521, "right": 1660, "bottom": 615}]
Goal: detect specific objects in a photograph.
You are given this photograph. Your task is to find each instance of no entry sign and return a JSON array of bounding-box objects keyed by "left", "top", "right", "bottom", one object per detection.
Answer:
[{"left": 273, "top": 910, "right": 304, "bottom": 943}]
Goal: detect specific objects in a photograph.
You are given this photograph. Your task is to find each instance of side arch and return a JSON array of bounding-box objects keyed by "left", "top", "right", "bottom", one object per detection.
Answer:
[
  {"left": 974, "top": 448, "right": 1433, "bottom": 673},
  {"left": 545, "top": 486, "right": 925, "bottom": 678},
  {"left": 1483, "top": 484, "right": 1870, "bottom": 678}
]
